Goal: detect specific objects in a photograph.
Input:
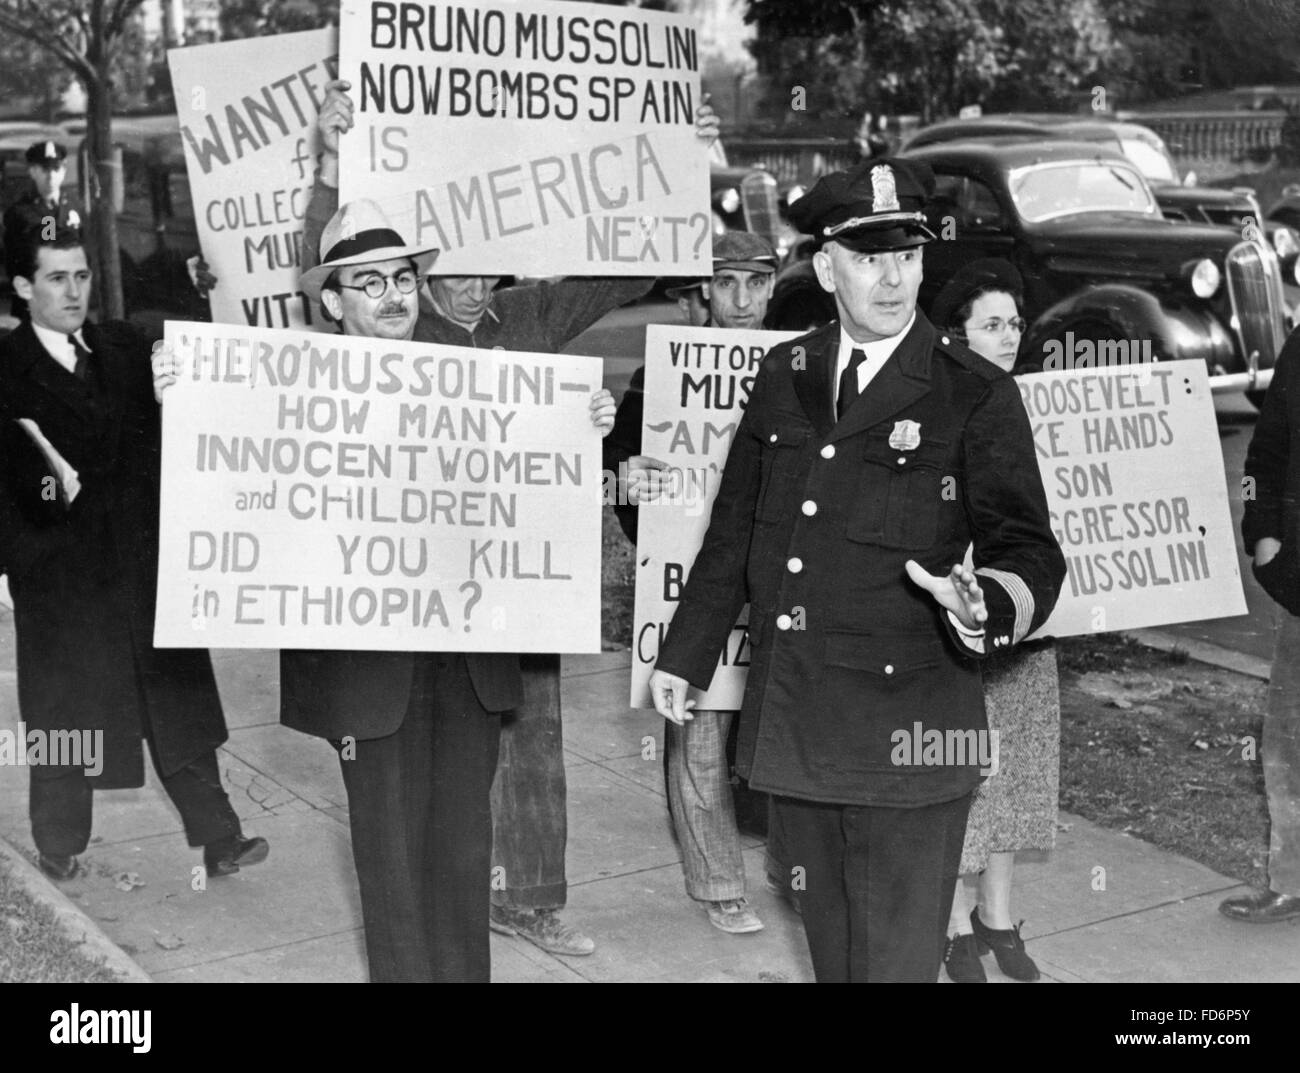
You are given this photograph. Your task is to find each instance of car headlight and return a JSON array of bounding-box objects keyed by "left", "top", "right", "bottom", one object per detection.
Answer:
[
  {"left": 1274, "top": 226, "right": 1300, "bottom": 260},
  {"left": 717, "top": 188, "right": 740, "bottom": 215},
  {"left": 1191, "top": 258, "right": 1220, "bottom": 299}
]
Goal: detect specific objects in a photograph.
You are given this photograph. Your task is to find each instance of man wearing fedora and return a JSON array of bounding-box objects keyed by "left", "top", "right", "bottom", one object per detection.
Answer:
[
  {"left": 648, "top": 159, "right": 1065, "bottom": 982},
  {"left": 604, "top": 231, "right": 778, "bottom": 935},
  {"left": 157, "top": 198, "right": 613, "bottom": 982},
  {"left": 287, "top": 79, "right": 720, "bottom": 959},
  {"left": 3, "top": 141, "right": 84, "bottom": 322}
]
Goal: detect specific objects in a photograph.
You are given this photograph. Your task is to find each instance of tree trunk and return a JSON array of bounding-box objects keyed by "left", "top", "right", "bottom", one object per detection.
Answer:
[{"left": 85, "top": 70, "right": 125, "bottom": 321}]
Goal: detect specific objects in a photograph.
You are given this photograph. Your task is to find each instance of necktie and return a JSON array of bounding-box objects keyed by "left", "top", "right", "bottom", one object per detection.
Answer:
[
  {"left": 837, "top": 348, "right": 866, "bottom": 420},
  {"left": 69, "top": 334, "right": 92, "bottom": 381}
]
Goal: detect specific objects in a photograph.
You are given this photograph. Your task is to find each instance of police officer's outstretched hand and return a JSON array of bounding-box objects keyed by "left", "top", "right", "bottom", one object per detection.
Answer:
[
  {"left": 649, "top": 668, "right": 696, "bottom": 725},
  {"left": 905, "top": 561, "right": 987, "bottom": 633}
]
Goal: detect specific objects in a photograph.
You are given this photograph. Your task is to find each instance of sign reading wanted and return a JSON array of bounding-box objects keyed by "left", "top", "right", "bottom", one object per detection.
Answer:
[
  {"left": 170, "top": 29, "right": 336, "bottom": 330},
  {"left": 1020, "top": 359, "right": 1247, "bottom": 637},
  {"left": 630, "top": 325, "right": 799, "bottom": 709},
  {"left": 338, "top": 0, "right": 709, "bottom": 276},
  {"left": 154, "top": 322, "right": 602, "bottom": 652}
]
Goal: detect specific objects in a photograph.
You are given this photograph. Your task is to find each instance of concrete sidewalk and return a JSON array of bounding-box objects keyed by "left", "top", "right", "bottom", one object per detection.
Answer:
[{"left": 2, "top": 602, "right": 1298, "bottom": 982}]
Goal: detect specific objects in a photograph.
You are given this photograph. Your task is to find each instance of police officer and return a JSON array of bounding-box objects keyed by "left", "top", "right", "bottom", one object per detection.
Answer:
[
  {"left": 3, "top": 141, "right": 84, "bottom": 322},
  {"left": 648, "top": 159, "right": 1066, "bottom": 982}
]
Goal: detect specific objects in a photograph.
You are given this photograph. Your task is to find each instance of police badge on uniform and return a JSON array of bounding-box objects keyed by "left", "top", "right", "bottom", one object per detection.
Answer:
[{"left": 889, "top": 419, "right": 921, "bottom": 450}]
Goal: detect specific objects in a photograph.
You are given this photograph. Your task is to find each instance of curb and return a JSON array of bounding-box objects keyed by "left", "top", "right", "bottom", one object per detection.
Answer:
[
  {"left": 1122, "top": 627, "right": 1271, "bottom": 682},
  {"left": 0, "top": 835, "right": 152, "bottom": 984}
]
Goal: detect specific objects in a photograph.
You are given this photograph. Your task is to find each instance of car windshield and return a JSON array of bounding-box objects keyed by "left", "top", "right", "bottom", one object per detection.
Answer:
[
  {"left": 1009, "top": 160, "right": 1158, "bottom": 222},
  {"left": 1118, "top": 137, "right": 1179, "bottom": 183}
]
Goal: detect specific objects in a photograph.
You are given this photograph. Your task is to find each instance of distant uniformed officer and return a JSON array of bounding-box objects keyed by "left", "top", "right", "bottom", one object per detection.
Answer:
[
  {"left": 3, "top": 141, "right": 84, "bottom": 321},
  {"left": 648, "top": 158, "right": 1066, "bottom": 982}
]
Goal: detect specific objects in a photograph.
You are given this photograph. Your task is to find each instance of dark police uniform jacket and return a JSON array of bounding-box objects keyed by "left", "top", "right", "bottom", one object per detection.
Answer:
[{"left": 654, "top": 315, "right": 1066, "bottom": 808}]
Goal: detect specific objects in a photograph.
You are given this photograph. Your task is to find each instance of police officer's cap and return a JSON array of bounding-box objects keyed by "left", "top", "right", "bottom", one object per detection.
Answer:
[
  {"left": 930, "top": 257, "right": 1023, "bottom": 331},
  {"left": 712, "top": 231, "right": 778, "bottom": 274},
  {"left": 26, "top": 140, "right": 67, "bottom": 167},
  {"left": 789, "top": 158, "right": 937, "bottom": 252}
]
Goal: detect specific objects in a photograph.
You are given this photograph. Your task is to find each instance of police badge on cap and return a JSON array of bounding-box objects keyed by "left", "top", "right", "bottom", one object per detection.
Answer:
[{"left": 788, "top": 157, "right": 937, "bottom": 252}]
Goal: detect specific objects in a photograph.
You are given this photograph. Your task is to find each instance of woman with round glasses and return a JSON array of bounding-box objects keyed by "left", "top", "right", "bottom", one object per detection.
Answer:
[{"left": 929, "top": 258, "right": 1060, "bottom": 984}]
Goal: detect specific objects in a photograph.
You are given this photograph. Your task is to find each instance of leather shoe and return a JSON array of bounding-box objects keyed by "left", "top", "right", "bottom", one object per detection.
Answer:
[
  {"left": 38, "top": 852, "right": 79, "bottom": 881},
  {"left": 943, "top": 933, "right": 987, "bottom": 983},
  {"left": 1218, "top": 888, "right": 1300, "bottom": 923},
  {"left": 971, "top": 908, "right": 1040, "bottom": 982},
  {"left": 203, "top": 834, "right": 269, "bottom": 877}
]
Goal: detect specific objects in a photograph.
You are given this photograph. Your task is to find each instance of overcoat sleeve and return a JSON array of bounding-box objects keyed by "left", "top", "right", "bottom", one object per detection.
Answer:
[
  {"left": 652, "top": 359, "right": 768, "bottom": 689},
  {"left": 1242, "top": 326, "right": 1299, "bottom": 551}
]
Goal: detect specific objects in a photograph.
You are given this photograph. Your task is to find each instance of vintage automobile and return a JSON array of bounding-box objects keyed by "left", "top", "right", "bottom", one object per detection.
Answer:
[
  {"left": 767, "top": 138, "right": 1296, "bottom": 403},
  {"left": 902, "top": 115, "right": 1300, "bottom": 262}
]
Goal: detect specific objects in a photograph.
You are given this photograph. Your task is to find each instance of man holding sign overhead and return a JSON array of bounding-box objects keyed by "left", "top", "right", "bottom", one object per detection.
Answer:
[{"left": 299, "top": 73, "right": 718, "bottom": 958}]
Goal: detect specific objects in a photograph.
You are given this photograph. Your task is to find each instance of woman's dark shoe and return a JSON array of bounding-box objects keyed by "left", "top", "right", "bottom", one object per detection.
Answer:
[
  {"left": 942, "top": 933, "right": 987, "bottom": 983},
  {"left": 38, "top": 852, "right": 80, "bottom": 880},
  {"left": 971, "top": 908, "right": 1040, "bottom": 982}
]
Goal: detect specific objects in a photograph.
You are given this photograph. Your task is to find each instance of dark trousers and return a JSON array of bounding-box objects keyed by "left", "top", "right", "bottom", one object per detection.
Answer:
[
  {"left": 338, "top": 653, "right": 502, "bottom": 983},
  {"left": 490, "top": 653, "right": 566, "bottom": 911},
  {"left": 31, "top": 746, "right": 239, "bottom": 858},
  {"left": 771, "top": 792, "right": 972, "bottom": 982}
]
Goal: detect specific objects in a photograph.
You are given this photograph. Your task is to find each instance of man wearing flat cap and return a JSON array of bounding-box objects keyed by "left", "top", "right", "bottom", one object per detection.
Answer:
[
  {"left": 605, "top": 231, "right": 779, "bottom": 935},
  {"left": 649, "top": 159, "right": 1065, "bottom": 982},
  {"left": 3, "top": 142, "right": 84, "bottom": 322}
]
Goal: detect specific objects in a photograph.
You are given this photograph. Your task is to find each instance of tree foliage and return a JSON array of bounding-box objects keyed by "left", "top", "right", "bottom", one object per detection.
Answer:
[{"left": 744, "top": 0, "right": 1300, "bottom": 127}]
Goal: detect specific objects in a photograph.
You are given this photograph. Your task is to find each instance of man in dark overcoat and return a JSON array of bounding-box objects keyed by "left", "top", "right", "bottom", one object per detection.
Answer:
[
  {"left": 649, "top": 159, "right": 1066, "bottom": 982},
  {"left": 0, "top": 228, "right": 267, "bottom": 882}
]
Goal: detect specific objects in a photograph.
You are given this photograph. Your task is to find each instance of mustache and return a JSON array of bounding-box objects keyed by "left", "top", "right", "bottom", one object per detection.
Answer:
[{"left": 376, "top": 301, "right": 408, "bottom": 316}]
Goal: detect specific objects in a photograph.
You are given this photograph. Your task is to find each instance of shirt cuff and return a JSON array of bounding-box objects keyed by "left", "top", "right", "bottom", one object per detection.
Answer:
[{"left": 947, "top": 610, "right": 986, "bottom": 654}]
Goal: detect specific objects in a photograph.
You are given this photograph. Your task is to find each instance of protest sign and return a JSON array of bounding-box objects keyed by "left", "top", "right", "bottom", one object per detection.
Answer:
[
  {"left": 630, "top": 325, "right": 799, "bottom": 709},
  {"left": 170, "top": 30, "right": 336, "bottom": 330},
  {"left": 154, "top": 322, "right": 602, "bottom": 652},
  {"left": 1021, "top": 360, "right": 1247, "bottom": 637},
  {"left": 338, "top": 0, "right": 709, "bottom": 276}
]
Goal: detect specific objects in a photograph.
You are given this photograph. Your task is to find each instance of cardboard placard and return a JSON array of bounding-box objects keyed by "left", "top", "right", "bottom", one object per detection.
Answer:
[
  {"left": 170, "top": 29, "right": 336, "bottom": 330},
  {"left": 338, "top": 0, "right": 709, "bottom": 276},
  {"left": 154, "top": 321, "right": 602, "bottom": 652}
]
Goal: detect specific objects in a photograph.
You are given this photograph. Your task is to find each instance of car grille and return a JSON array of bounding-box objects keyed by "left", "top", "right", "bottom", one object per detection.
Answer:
[{"left": 1225, "top": 240, "right": 1286, "bottom": 371}]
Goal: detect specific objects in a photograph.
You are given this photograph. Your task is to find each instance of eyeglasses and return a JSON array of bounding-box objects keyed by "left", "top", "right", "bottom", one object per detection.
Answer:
[
  {"left": 967, "top": 316, "right": 1027, "bottom": 334},
  {"left": 336, "top": 269, "right": 420, "bottom": 300}
]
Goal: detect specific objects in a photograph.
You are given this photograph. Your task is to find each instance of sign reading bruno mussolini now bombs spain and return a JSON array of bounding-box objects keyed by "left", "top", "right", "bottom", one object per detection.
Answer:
[
  {"left": 170, "top": 29, "right": 337, "bottom": 330},
  {"left": 338, "top": 0, "right": 710, "bottom": 276},
  {"left": 630, "top": 325, "right": 799, "bottom": 710},
  {"left": 1021, "top": 359, "right": 1246, "bottom": 637},
  {"left": 154, "top": 322, "right": 602, "bottom": 653}
]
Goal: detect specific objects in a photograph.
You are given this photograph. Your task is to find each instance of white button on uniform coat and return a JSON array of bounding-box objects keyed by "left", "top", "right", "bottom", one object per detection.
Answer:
[
  {"left": 787, "top": 557, "right": 803, "bottom": 573},
  {"left": 801, "top": 500, "right": 818, "bottom": 516},
  {"left": 776, "top": 614, "right": 793, "bottom": 631},
  {"left": 820, "top": 444, "right": 835, "bottom": 459}
]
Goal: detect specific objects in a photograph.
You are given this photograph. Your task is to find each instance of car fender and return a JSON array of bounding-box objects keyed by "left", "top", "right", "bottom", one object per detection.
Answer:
[{"left": 1023, "top": 282, "right": 1235, "bottom": 373}]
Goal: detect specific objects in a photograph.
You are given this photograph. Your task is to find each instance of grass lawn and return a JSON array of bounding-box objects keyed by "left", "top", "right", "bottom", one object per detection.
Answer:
[{"left": 0, "top": 863, "right": 126, "bottom": 983}]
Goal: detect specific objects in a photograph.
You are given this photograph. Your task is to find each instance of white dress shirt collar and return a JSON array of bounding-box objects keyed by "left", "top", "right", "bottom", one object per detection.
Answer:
[
  {"left": 31, "top": 322, "right": 90, "bottom": 376},
  {"left": 834, "top": 312, "right": 916, "bottom": 404}
]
